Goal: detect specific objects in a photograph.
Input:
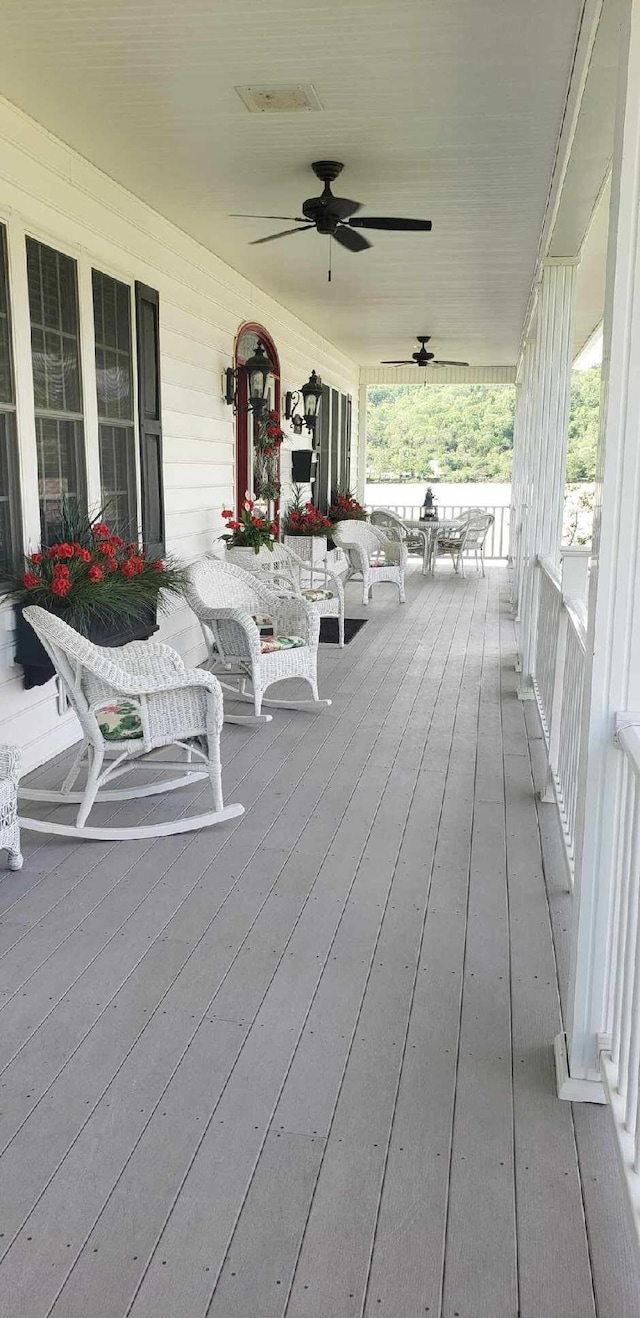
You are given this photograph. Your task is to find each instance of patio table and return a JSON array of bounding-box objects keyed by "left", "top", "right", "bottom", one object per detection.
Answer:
[{"left": 404, "top": 517, "right": 467, "bottom": 574}]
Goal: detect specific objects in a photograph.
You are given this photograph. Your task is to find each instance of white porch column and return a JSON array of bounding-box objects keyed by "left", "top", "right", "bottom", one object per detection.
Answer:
[
  {"left": 511, "top": 336, "right": 536, "bottom": 623},
  {"left": 517, "top": 259, "right": 579, "bottom": 693},
  {"left": 562, "top": 0, "right": 640, "bottom": 1099},
  {"left": 356, "top": 380, "right": 367, "bottom": 503}
]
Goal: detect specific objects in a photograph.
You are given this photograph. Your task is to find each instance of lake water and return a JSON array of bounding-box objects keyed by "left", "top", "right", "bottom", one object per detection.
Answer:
[{"left": 366, "top": 481, "right": 512, "bottom": 511}]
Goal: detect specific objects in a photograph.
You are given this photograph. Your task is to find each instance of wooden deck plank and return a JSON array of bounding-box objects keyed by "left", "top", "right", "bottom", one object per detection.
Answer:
[{"left": 0, "top": 570, "right": 635, "bottom": 1318}]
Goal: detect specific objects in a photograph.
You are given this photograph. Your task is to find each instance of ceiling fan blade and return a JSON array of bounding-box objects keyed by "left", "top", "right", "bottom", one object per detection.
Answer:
[
  {"left": 230, "top": 214, "right": 308, "bottom": 222},
  {"left": 250, "top": 226, "right": 315, "bottom": 246},
  {"left": 380, "top": 360, "right": 414, "bottom": 365},
  {"left": 334, "top": 225, "right": 371, "bottom": 253},
  {"left": 430, "top": 359, "right": 470, "bottom": 367},
  {"left": 331, "top": 197, "right": 362, "bottom": 220},
  {"left": 349, "top": 217, "right": 432, "bottom": 231}
]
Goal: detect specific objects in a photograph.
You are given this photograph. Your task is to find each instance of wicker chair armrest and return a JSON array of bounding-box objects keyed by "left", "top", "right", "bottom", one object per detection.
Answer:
[
  {"left": 0, "top": 743, "right": 21, "bottom": 785},
  {"left": 97, "top": 663, "right": 222, "bottom": 699},
  {"left": 254, "top": 566, "right": 302, "bottom": 597},
  {"left": 344, "top": 541, "right": 370, "bottom": 575}
]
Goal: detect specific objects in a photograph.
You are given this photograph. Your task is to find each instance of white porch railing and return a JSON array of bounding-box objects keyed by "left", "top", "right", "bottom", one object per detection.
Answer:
[
  {"left": 600, "top": 716, "right": 640, "bottom": 1248},
  {"left": 365, "top": 504, "right": 510, "bottom": 560},
  {"left": 531, "top": 553, "right": 588, "bottom": 879}
]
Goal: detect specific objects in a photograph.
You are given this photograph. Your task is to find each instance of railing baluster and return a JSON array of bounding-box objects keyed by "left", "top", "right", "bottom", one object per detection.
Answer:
[
  {"left": 612, "top": 762, "right": 634, "bottom": 1067},
  {"left": 618, "top": 787, "right": 640, "bottom": 1106}
]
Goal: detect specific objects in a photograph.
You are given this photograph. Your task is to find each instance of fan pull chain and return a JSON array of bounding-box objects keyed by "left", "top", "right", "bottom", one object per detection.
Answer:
[{"left": 328, "top": 235, "right": 332, "bottom": 283}]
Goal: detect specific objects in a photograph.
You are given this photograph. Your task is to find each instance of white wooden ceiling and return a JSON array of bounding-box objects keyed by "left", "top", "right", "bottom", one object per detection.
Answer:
[{"left": 0, "top": 0, "right": 586, "bottom": 368}]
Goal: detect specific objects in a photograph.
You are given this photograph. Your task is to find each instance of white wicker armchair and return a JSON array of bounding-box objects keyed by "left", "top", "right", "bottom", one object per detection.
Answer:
[
  {"left": 240, "top": 541, "right": 345, "bottom": 647},
  {"left": 184, "top": 558, "right": 331, "bottom": 720},
  {"left": 370, "top": 507, "right": 432, "bottom": 574},
  {"left": 0, "top": 744, "right": 23, "bottom": 871},
  {"left": 331, "top": 520, "right": 407, "bottom": 605},
  {"left": 18, "top": 606, "right": 244, "bottom": 841}
]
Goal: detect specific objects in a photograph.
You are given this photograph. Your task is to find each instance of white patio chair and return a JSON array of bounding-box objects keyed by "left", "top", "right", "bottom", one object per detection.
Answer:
[
  {"left": 370, "top": 507, "right": 432, "bottom": 574},
  {"left": 17, "top": 605, "right": 244, "bottom": 841},
  {"left": 241, "top": 541, "right": 345, "bottom": 647},
  {"left": 0, "top": 744, "right": 23, "bottom": 870},
  {"left": 462, "top": 512, "right": 494, "bottom": 576},
  {"left": 184, "top": 558, "right": 331, "bottom": 722},
  {"left": 432, "top": 515, "right": 471, "bottom": 575},
  {"left": 331, "top": 520, "right": 407, "bottom": 605}
]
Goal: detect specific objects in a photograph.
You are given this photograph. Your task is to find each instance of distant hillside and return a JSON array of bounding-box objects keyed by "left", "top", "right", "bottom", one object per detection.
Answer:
[{"left": 366, "top": 370, "right": 600, "bottom": 483}]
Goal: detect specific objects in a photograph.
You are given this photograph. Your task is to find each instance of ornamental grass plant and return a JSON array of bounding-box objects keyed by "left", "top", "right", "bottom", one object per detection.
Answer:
[{"left": 7, "top": 502, "right": 186, "bottom": 633}]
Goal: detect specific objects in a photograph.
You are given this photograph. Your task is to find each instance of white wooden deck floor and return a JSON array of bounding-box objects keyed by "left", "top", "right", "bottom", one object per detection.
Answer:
[{"left": 0, "top": 565, "right": 639, "bottom": 1318}]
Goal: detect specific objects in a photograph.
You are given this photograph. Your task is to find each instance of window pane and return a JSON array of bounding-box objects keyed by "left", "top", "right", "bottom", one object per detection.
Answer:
[
  {"left": 92, "top": 270, "right": 133, "bottom": 421},
  {"left": 36, "top": 416, "right": 85, "bottom": 545},
  {"left": 26, "top": 238, "right": 82, "bottom": 415},
  {"left": 99, "top": 423, "right": 137, "bottom": 539}
]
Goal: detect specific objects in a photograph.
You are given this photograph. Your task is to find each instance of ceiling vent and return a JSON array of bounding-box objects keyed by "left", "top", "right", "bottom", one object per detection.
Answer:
[{"left": 235, "top": 84, "right": 323, "bottom": 113}]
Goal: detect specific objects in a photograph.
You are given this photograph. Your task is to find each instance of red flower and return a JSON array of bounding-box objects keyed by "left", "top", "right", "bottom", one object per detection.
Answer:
[
  {"left": 51, "top": 578, "right": 72, "bottom": 596},
  {"left": 53, "top": 563, "right": 70, "bottom": 578},
  {"left": 47, "top": 542, "right": 74, "bottom": 560},
  {"left": 110, "top": 535, "right": 124, "bottom": 547},
  {"left": 100, "top": 542, "right": 117, "bottom": 557},
  {"left": 125, "top": 542, "right": 138, "bottom": 555},
  {"left": 151, "top": 559, "right": 165, "bottom": 571},
  {"left": 227, "top": 519, "right": 241, "bottom": 531},
  {"left": 269, "top": 409, "right": 278, "bottom": 421},
  {"left": 128, "top": 556, "right": 145, "bottom": 574},
  {"left": 93, "top": 522, "right": 110, "bottom": 537},
  {"left": 267, "top": 426, "right": 279, "bottom": 438},
  {"left": 80, "top": 548, "right": 92, "bottom": 562},
  {"left": 274, "top": 436, "right": 283, "bottom": 446},
  {"left": 121, "top": 560, "right": 136, "bottom": 579},
  {"left": 221, "top": 508, "right": 234, "bottom": 519},
  {"left": 243, "top": 498, "right": 255, "bottom": 511},
  {"left": 30, "top": 553, "right": 43, "bottom": 565},
  {"left": 88, "top": 565, "right": 104, "bottom": 582},
  {"left": 264, "top": 446, "right": 274, "bottom": 457},
  {"left": 22, "top": 571, "right": 40, "bottom": 588},
  {"left": 104, "top": 558, "right": 119, "bottom": 574},
  {"left": 270, "top": 522, "right": 279, "bottom": 535},
  {"left": 253, "top": 517, "right": 264, "bottom": 529}
]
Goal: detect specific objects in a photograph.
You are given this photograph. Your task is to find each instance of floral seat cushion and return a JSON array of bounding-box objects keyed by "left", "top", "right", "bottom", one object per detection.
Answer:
[
  {"left": 260, "top": 635, "right": 305, "bottom": 654},
  {"left": 252, "top": 614, "right": 274, "bottom": 635},
  {"left": 96, "top": 701, "right": 143, "bottom": 741},
  {"left": 301, "top": 588, "right": 334, "bottom": 601},
  {"left": 369, "top": 554, "right": 394, "bottom": 568}
]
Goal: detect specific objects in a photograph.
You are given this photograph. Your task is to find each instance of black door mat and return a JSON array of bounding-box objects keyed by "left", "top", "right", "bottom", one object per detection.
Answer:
[{"left": 320, "top": 617, "right": 368, "bottom": 645}]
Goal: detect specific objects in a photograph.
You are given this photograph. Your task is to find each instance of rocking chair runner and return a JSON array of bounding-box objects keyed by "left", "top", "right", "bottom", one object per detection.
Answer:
[
  {"left": 330, "top": 520, "right": 407, "bottom": 605},
  {"left": 17, "top": 606, "right": 244, "bottom": 841},
  {"left": 184, "top": 558, "right": 331, "bottom": 722}
]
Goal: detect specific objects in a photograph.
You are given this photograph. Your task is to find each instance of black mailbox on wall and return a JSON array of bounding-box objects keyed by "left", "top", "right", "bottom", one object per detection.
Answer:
[{"left": 291, "top": 449, "right": 317, "bottom": 483}]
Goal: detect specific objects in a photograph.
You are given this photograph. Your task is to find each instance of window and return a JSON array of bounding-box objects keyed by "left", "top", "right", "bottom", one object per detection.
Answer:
[
  {"left": 0, "top": 224, "right": 21, "bottom": 580},
  {"left": 135, "top": 282, "right": 164, "bottom": 556},
  {"left": 92, "top": 269, "right": 137, "bottom": 538},
  {"left": 26, "top": 237, "right": 86, "bottom": 544}
]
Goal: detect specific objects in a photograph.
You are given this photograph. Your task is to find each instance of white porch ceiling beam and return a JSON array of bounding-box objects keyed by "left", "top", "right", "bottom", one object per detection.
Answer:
[{"left": 359, "top": 365, "right": 516, "bottom": 387}]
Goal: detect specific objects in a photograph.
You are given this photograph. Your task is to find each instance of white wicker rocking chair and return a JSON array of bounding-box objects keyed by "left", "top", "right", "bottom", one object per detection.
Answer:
[
  {"left": 0, "top": 744, "right": 23, "bottom": 870},
  {"left": 331, "top": 520, "right": 407, "bottom": 605},
  {"left": 184, "top": 558, "right": 331, "bottom": 722},
  {"left": 17, "top": 606, "right": 244, "bottom": 841},
  {"left": 238, "top": 541, "right": 345, "bottom": 647}
]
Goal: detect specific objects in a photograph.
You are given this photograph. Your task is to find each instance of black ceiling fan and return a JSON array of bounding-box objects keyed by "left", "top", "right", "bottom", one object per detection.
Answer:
[
  {"left": 231, "top": 161, "right": 432, "bottom": 263},
  {"left": 381, "top": 336, "right": 469, "bottom": 367}
]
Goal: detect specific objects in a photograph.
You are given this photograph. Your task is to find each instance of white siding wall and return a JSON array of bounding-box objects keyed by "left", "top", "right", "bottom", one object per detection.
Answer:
[{"left": 0, "top": 97, "right": 359, "bottom": 772}]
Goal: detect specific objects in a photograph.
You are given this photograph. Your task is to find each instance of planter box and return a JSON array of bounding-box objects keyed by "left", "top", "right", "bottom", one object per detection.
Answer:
[
  {"left": 15, "top": 602, "right": 159, "bottom": 690},
  {"left": 283, "top": 535, "right": 328, "bottom": 564}
]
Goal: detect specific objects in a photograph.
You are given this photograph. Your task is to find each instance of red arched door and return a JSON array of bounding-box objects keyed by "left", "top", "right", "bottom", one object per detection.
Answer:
[{"left": 234, "top": 323, "right": 281, "bottom": 514}]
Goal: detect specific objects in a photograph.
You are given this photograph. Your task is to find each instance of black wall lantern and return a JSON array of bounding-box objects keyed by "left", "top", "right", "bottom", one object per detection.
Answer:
[
  {"left": 285, "top": 370, "right": 323, "bottom": 436},
  {"left": 224, "top": 339, "right": 274, "bottom": 422}
]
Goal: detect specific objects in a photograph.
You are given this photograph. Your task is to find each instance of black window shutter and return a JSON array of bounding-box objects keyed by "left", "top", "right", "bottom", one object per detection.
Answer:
[
  {"left": 340, "top": 393, "right": 352, "bottom": 490},
  {"left": 135, "top": 282, "right": 164, "bottom": 556},
  {"left": 330, "top": 388, "right": 340, "bottom": 500}
]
